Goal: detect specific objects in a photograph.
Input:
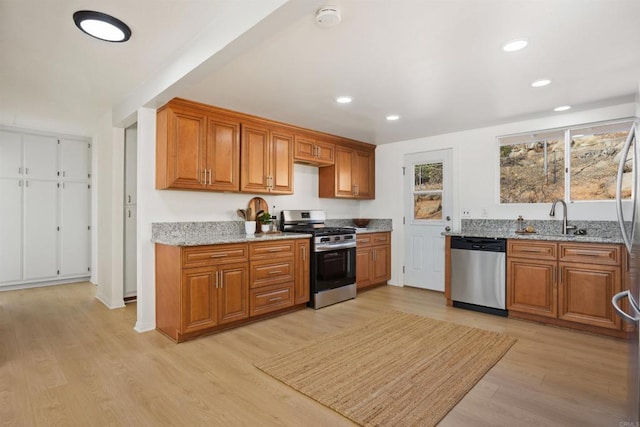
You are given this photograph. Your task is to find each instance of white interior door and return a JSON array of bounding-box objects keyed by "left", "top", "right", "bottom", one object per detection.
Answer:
[
  {"left": 124, "top": 206, "right": 137, "bottom": 298},
  {"left": 403, "top": 149, "right": 453, "bottom": 291}
]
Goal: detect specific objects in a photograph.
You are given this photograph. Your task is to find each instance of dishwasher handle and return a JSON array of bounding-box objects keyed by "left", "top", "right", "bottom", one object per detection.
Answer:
[{"left": 451, "top": 236, "right": 506, "bottom": 252}]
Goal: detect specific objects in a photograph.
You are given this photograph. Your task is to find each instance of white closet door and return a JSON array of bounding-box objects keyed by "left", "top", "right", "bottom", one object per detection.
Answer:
[
  {"left": 124, "top": 206, "right": 137, "bottom": 298},
  {"left": 60, "top": 182, "right": 90, "bottom": 276},
  {"left": 23, "top": 134, "right": 58, "bottom": 180},
  {"left": 23, "top": 180, "right": 58, "bottom": 280},
  {"left": 60, "top": 139, "right": 90, "bottom": 182},
  {"left": 124, "top": 132, "right": 137, "bottom": 205},
  {"left": 0, "top": 178, "right": 23, "bottom": 283},
  {"left": 0, "top": 131, "right": 23, "bottom": 178}
]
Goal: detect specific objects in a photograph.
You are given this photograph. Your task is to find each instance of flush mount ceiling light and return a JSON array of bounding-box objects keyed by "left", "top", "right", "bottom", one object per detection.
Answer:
[
  {"left": 336, "top": 96, "right": 352, "bottom": 104},
  {"left": 73, "top": 10, "right": 131, "bottom": 42},
  {"left": 386, "top": 115, "right": 400, "bottom": 121},
  {"left": 502, "top": 38, "right": 528, "bottom": 52},
  {"left": 531, "top": 79, "right": 551, "bottom": 88},
  {"left": 554, "top": 105, "right": 571, "bottom": 112}
]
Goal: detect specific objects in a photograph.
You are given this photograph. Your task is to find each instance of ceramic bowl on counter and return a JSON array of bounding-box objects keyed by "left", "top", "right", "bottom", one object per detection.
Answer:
[{"left": 352, "top": 218, "right": 370, "bottom": 228}]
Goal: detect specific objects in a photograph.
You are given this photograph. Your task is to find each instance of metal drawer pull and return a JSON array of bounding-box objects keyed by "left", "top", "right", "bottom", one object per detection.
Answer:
[
  {"left": 519, "top": 248, "right": 545, "bottom": 253},
  {"left": 210, "top": 254, "right": 227, "bottom": 258},
  {"left": 269, "top": 270, "right": 282, "bottom": 274},
  {"left": 269, "top": 297, "right": 282, "bottom": 302},
  {"left": 573, "top": 251, "right": 600, "bottom": 257},
  {"left": 268, "top": 248, "right": 282, "bottom": 252}
]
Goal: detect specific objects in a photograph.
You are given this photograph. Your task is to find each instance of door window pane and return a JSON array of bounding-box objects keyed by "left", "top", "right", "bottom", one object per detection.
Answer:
[
  {"left": 414, "top": 194, "right": 442, "bottom": 220},
  {"left": 414, "top": 163, "right": 442, "bottom": 191}
]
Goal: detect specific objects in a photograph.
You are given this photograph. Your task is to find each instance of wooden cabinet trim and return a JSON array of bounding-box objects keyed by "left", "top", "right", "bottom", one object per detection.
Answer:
[
  {"left": 508, "top": 240, "right": 557, "bottom": 260},
  {"left": 249, "top": 241, "right": 295, "bottom": 259},
  {"left": 250, "top": 283, "right": 294, "bottom": 316},
  {"left": 558, "top": 243, "right": 621, "bottom": 266},
  {"left": 182, "top": 244, "right": 248, "bottom": 268},
  {"left": 250, "top": 258, "right": 295, "bottom": 289}
]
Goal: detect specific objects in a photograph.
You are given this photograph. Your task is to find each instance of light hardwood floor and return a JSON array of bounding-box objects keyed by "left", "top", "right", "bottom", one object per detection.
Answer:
[{"left": 0, "top": 282, "right": 632, "bottom": 426}]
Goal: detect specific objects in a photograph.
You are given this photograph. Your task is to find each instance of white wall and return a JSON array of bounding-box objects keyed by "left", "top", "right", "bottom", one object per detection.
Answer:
[{"left": 363, "top": 102, "right": 637, "bottom": 288}]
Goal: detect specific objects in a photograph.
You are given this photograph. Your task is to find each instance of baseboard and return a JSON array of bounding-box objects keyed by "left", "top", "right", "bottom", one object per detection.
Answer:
[{"left": 0, "top": 277, "right": 90, "bottom": 292}]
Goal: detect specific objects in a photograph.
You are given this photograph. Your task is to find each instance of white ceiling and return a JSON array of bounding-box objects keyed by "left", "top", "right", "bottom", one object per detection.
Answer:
[{"left": 2, "top": 0, "right": 640, "bottom": 143}]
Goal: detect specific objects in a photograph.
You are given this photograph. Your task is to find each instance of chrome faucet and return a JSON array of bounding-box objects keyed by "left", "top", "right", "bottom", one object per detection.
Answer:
[{"left": 549, "top": 199, "right": 576, "bottom": 234}]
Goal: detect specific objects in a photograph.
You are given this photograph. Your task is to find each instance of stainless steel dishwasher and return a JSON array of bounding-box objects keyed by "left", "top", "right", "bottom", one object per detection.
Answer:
[{"left": 450, "top": 236, "right": 507, "bottom": 316}]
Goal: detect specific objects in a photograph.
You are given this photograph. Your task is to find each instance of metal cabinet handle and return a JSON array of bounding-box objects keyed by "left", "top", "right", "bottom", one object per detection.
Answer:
[
  {"left": 302, "top": 246, "right": 306, "bottom": 261},
  {"left": 269, "top": 270, "right": 282, "bottom": 275},
  {"left": 219, "top": 271, "right": 223, "bottom": 288},
  {"left": 207, "top": 169, "right": 212, "bottom": 185},
  {"left": 128, "top": 210, "right": 131, "bottom": 218},
  {"left": 18, "top": 167, "right": 22, "bottom": 174},
  {"left": 127, "top": 195, "right": 131, "bottom": 203},
  {"left": 215, "top": 271, "right": 219, "bottom": 289},
  {"left": 269, "top": 297, "right": 282, "bottom": 302},
  {"left": 25, "top": 167, "right": 29, "bottom": 175},
  {"left": 612, "top": 290, "right": 640, "bottom": 323},
  {"left": 210, "top": 254, "right": 227, "bottom": 258}
]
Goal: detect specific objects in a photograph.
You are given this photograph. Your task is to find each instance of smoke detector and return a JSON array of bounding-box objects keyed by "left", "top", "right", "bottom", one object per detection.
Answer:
[{"left": 315, "top": 6, "right": 341, "bottom": 27}]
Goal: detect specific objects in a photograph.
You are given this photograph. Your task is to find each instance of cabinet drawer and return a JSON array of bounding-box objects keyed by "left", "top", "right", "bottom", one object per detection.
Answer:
[
  {"left": 559, "top": 243, "right": 621, "bottom": 266},
  {"left": 250, "top": 259, "right": 294, "bottom": 288},
  {"left": 250, "top": 241, "right": 295, "bottom": 259},
  {"left": 182, "top": 244, "right": 248, "bottom": 268},
  {"left": 250, "top": 283, "right": 294, "bottom": 316},
  {"left": 508, "top": 241, "right": 557, "bottom": 260},
  {"left": 357, "top": 232, "right": 389, "bottom": 247}
]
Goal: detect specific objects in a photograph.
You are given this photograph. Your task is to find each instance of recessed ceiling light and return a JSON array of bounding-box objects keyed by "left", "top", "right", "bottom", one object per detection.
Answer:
[
  {"left": 502, "top": 38, "right": 528, "bottom": 52},
  {"left": 336, "top": 96, "right": 352, "bottom": 104},
  {"left": 554, "top": 105, "right": 571, "bottom": 112},
  {"left": 386, "top": 115, "right": 400, "bottom": 121},
  {"left": 73, "top": 10, "right": 132, "bottom": 42},
  {"left": 531, "top": 79, "right": 551, "bottom": 88}
]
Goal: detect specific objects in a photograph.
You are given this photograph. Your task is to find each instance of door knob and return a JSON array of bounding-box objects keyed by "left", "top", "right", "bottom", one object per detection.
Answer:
[
  {"left": 446, "top": 216, "right": 451, "bottom": 221},
  {"left": 445, "top": 226, "right": 451, "bottom": 232}
]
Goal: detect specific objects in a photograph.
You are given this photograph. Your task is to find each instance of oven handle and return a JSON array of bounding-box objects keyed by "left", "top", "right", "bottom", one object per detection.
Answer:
[{"left": 314, "top": 242, "right": 357, "bottom": 252}]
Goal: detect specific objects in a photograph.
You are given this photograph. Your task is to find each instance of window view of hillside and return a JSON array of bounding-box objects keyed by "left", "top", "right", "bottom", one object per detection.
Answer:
[
  {"left": 414, "top": 162, "right": 443, "bottom": 220},
  {"left": 499, "top": 120, "right": 633, "bottom": 203},
  {"left": 500, "top": 139, "right": 565, "bottom": 203}
]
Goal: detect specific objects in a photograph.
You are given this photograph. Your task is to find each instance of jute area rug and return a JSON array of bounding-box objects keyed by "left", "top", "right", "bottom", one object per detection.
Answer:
[{"left": 255, "top": 311, "right": 516, "bottom": 427}]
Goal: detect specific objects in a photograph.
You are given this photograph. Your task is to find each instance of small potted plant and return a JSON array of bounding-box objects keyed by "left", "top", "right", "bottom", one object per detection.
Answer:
[{"left": 258, "top": 211, "right": 272, "bottom": 233}]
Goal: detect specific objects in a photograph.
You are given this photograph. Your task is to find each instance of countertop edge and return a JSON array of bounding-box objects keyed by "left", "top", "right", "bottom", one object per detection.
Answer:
[
  {"left": 152, "top": 232, "right": 313, "bottom": 247},
  {"left": 442, "top": 231, "right": 623, "bottom": 245}
]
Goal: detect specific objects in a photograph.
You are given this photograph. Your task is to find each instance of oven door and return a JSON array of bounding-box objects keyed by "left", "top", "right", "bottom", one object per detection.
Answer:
[{"left": 312, "top": 246, "right": 356, "bottom": 293}]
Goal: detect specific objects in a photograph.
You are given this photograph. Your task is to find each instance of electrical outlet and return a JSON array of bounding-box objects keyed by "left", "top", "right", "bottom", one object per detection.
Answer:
[{"left": 461, "top": 209, "right": 471, "bottom": 218}]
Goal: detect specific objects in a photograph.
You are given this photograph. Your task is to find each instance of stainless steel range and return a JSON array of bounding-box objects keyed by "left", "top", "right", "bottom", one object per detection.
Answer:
[{"left": 280, "top": 210, "right": 356, "bottom": 309}]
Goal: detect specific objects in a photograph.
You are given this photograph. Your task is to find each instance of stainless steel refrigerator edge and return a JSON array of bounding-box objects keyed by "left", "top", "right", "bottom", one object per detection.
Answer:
[{"left": 612, "top": 119, "right": 640, "bottom": 422}]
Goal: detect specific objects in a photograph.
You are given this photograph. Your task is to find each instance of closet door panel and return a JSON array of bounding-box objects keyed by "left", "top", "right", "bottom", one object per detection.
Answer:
[
  {"left": 0, "top": 179, "right": 23, "bottom": 283},
  {"left": 23, "top": 134, "right": 58, "bottom": 180},
  {"left": 60, "top": 182, "right": 90, "bottom": 276},
  {"left": 60, "top": 139, "right": 90, "bottom": 181},
  {"left": 0, "top": 131, "right": 22, "bottom": 178},
  {"left": 23, "top": 180, "right": 58, "bottom": 280}
]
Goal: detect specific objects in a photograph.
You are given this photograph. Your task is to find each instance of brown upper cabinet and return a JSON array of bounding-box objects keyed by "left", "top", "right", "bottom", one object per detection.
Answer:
[
  {"left": 294, "top": 133, "right": 335, "bottom": 166},
  {"left": 156, "top": 100, "right": 240, "bottom": 192},
  {"left": 319, "top": 144, "right": 375, "bottom": 199},
  {"left": 156, "top": 98, "right": 375, "bottom": 197},
  {"left": 240, "top": 121, "right": 294, "bottom": 194}
]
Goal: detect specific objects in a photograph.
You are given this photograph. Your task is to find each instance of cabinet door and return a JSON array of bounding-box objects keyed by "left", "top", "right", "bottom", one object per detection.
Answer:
[
  {"left": 334, "top": 147, "right": 355, "bottom": 197},
  {"left": 23, "top": 134, "right": 58, "bottom": 180},
  {"left": 507, "top": 258, "right": 557, "bottom": 318},
  {"left": 353, "top": 149, "right": 374, "bottom": 199},
  {"left": 60, "top": 139, "right": 90, "bottom": 182},
  {"left": 372, "top": 245, "right": 391, "bottom": 284},
  {"left": 0, "top": 179, "right": 22, "bottom": 283},
  {"left": 166, "top": 108, "right": 207, "bottom": 189},
  {"left": 218, "top": 264, "right": 249, "bottom": 324},
  {"left": 23, "top": 180, "right": 58, "bottom": 280},
  {"left": 60, "top": 182, "right": 90, "bottom": 277},
  {"left": 269, "top": 129, "right": 293, "bottom": 194},
  {"left": 356, "top": 247, "right": 372, "bottom": 289},
  {"left": 558, "top": 262, "right": 621, "bottom": 329},
  {"left": 315, "top": 140, "right": 335, "bottom": 165},
  {"left": 240, "top": 123, "right": 270, "bottom": 193},
  {"left": 0, "top": 131, "right": 22, "bottom": 179},
  {"left": 294, "top": 240, "right": 310, "bottom": 304},
  {"left": 206, "top": 117, "right": 240, "bottom": 191},
  {"left": 181, "top": 267, "right": 218, "bottom": 333},
  {"left": 293, "top": 135, "right": 317, "bottom": 163}
]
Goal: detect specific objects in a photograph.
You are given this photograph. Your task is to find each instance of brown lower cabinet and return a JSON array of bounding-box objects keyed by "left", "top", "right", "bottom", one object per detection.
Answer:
[
  {"left": 356, "top": 232, "right": 391, "bottom": 290},
  {"left": 507, "top": 240, "right": 627, "bottom": 338},
  {"left": 156, "top": 238, "right": 309, "bottom": 342}
]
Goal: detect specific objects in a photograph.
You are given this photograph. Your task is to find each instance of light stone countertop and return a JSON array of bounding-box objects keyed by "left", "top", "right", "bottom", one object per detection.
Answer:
[
  {"left": 443, "top": 219, "right": 626, "bottom": 245},
  {"left": 152, "top": 219, "right": 393, "bottom": 247}
]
